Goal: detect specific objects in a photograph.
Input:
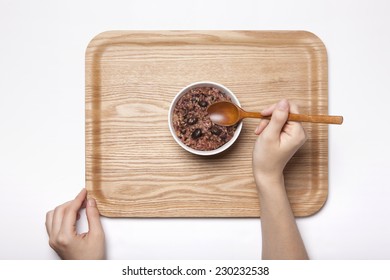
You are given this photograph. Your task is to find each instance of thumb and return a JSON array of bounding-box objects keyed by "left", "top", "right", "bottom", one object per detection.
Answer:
[
  {"left": 86, "top": 198, "right": 104, "bottom": 236},
  {"left": 265, "top": 99, "right": 289, "bottom": 138}
]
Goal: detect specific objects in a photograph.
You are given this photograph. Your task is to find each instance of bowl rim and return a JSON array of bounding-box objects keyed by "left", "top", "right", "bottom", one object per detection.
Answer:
[{"left": 168, "top": 81, "right": 243, "bottom": 156}]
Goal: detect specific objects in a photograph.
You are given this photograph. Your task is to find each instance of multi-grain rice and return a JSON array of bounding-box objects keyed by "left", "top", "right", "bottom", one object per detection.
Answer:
[{"left": 173, "top": 87, "right": 237, "bottom": 151}]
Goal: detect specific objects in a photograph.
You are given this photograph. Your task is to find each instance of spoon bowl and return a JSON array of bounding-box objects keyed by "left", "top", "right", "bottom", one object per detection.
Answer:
[{"left": 207, "top": 101, "right": 343, "bottom": 126}]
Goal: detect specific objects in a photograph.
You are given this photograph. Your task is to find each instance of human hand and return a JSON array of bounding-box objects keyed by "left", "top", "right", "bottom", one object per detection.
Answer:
[
  {"left": 252, "top": 99, "right": 307, "bottom": 189},
  {"left": 45, "top": 188, "right": 105, "bottom": 260}
]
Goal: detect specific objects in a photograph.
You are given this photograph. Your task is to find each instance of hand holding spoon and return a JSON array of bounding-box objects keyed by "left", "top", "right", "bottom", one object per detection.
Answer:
[{"left": 207, "top": 101, "right": 343, "bottom": 126}]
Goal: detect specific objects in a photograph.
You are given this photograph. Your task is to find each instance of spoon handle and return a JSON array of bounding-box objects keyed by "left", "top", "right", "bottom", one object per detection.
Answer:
[
  {"left": 287, "top": 113, "right": 343, "bottom": 124},
  {"left": 243, "top": 112, "right": 343, "bottom": 124}
]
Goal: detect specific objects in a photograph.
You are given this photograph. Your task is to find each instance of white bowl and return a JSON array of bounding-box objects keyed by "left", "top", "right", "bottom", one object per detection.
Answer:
[{"left": 168, "top": 81, "right": 243, "bottom": 156}]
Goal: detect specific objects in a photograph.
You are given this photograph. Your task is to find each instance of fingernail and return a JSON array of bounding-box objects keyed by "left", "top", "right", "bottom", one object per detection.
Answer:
[
  {"left": 88, "top": 198, "right": 96, "bottom": 207},
  {"left": 277, "top": 99, "right": 288, "bottom": 111}
]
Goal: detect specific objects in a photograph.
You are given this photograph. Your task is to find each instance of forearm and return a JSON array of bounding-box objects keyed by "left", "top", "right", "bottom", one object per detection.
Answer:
[{"left": 256, "top": 175, "right": 308, "bottom": 260}]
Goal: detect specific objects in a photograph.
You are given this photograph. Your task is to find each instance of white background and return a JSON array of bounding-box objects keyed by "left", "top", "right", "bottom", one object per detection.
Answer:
[{"left": 0, "top": 0, "right": 389, "bottom": 260}]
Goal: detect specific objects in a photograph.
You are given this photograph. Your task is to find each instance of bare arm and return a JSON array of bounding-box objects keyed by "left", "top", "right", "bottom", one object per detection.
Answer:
[
  {"left": 252, "top": 99, "right": 308, "bottom": 260},
  {"left": 256, "top": 176, "right": 308, "bottom": 259}
]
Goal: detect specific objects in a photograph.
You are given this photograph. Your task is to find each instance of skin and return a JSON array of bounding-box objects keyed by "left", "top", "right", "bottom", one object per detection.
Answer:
[
  {"left": 45, "top": 99, "right": 307, "bottom": 260},
  {"left": 45, "top": 188, "right": 105, "bottom": 260},
  {"left": 253, "top": 99, "right": 309, "bottom": 260}
]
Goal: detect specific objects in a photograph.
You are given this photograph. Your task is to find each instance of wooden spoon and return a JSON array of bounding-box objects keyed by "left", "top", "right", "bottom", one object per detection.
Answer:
[{"left": 207, "top": 101, "right": 343, "bottom": 126}]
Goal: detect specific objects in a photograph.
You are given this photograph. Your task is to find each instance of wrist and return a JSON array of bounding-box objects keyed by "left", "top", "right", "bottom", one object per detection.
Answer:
[{"left": 254, "top": 172, "right": 285, "bottom": 194}]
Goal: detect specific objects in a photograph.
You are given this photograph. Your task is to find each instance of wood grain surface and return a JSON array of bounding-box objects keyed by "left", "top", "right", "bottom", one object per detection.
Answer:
[{"left": 85, "top": 31, "right": 328, "bottom": 217}]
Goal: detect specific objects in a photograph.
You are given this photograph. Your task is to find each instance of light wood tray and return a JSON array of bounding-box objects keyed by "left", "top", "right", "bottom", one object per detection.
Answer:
[{"left": 85, "top": 31, "right": 328, "bottom": 217}]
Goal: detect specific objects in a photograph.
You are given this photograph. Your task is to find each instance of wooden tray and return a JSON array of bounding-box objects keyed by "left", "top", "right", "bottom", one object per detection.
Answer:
[{"left": 85, "top": 31, "right": 328, "bottom": 217}]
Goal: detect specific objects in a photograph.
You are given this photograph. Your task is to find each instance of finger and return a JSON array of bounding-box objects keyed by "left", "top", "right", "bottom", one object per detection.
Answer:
[
  {"left": 289, "top": 101, "right": 300, "bottom": 114},
  {"left": 86, "top": 198, "right": 104, "bottom": 237},
  {"left": 254, "top": 119, "right": 269, "bottom": 135},
  {"left": 285, "top": 102, "right": 305, "bottom": 136},
  {"left": 51, "top": 200, "right": 72, "bottom": 237},
  {"left": 286, "top": 102, "right": 307, "bottom": 145},
  {"left": 283, "top": 101, "right": 300, "bottom": 134},
  {"left": 60, "top": 188, "right": 87, "bottom": 235},
  {"left": 76, "top": 200, "right": 87, "bottom": 220},
  {"left": 261, "top": 103, "right": 277, "bottom": 116},
  {"left": 264, "top": 99, "right": 290, "bottom": 138},
  {"left": 45, "top": 210, "right": 54, "bottom": 236}
]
